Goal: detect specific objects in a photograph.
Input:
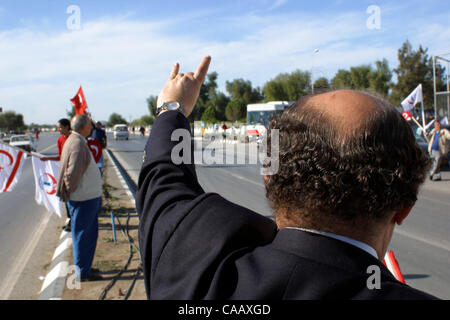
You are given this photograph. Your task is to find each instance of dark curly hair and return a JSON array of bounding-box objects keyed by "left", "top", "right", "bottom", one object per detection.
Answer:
[{"left": 264, "top": 92, "right": 431, "bottom": 228}]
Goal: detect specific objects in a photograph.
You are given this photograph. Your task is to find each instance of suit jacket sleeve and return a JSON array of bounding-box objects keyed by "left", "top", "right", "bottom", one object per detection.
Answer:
[{"left": 136, "top": 111, "right": 277, "bottom": 299}]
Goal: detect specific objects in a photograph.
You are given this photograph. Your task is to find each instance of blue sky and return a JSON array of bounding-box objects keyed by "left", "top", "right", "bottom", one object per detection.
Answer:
[{"left": 0, "top": 0, "right": 449, "bottom": 124}]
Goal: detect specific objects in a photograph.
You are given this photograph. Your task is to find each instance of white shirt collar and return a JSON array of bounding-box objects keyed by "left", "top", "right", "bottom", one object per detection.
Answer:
[{"left": 284, "top": 227, "right": 379, "bottom": 259}]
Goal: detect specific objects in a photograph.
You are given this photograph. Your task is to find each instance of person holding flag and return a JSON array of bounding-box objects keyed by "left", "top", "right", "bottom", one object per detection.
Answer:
[{"left": 41, "top": 118, "right": 72, "bottom": 231}]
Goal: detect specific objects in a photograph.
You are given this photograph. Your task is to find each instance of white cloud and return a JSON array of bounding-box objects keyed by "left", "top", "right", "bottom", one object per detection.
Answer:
[{"left": 0, "top": 8, "right": 449, "bottom": 124}]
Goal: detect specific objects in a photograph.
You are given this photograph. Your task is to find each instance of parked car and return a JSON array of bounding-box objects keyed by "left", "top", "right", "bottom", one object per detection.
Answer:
[
  {"left": 113, "top": 124, "right": 129, "bottom": 140},
  {"left": 9, "top": 134, "right": 36, "bottom": 152}
]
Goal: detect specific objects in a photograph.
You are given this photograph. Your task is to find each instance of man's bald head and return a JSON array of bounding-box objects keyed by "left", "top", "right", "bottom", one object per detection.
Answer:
[
  {"left": 288, "top": 90, "right": 387, "bottom": 140},
  {"left": 264, "top": 89, "right": 430, "bottom": 231}
]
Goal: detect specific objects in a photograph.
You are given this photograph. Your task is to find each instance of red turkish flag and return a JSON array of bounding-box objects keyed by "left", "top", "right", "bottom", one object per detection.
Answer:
[
  {"left": 87, "top": 138, "right": 103, "bottom": 163},
  {"left": 71, "top": 86, "right": 88, "bottom": 115}
]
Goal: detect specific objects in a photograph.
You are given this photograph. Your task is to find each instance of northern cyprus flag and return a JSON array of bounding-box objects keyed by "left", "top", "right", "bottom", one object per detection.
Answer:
[
  {"left": 32, "top": 156, "right": 63, "bottom": 217},
  {"left": 0, "top": 142, "right": 26, "bottom": 193},
  {"left": 401, "top": 84, "right": 423, "bottom": 112}
]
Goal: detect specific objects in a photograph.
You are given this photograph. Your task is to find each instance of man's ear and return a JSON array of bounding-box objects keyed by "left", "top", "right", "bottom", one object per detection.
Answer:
[
  {"left": 392, "top": 206, "right": 413, "bottom": 226},
  {"left": 263, "top": 175, "right": 269, "bottom": 182}
]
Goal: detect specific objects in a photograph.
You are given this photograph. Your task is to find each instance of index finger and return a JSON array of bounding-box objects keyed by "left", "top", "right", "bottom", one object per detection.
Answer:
[
  {"left": 194, "top": 56, "right": 211, "bottom": 84},
  {"left": 169, "top": 62, "right": 180, "bottom": 80}
]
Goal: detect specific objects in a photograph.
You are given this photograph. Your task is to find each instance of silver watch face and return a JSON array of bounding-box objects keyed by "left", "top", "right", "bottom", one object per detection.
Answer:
[{"left": 164, "top": 102, "right": 180, "bottom": 110}]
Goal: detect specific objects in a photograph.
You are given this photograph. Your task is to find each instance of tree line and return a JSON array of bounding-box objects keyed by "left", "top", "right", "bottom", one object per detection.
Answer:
[
  {"left": 0, "top": 111, "right": 26, "bottom": 132},
  {"left": 71, "top": 39, "right": 450, "bottom": 128}
]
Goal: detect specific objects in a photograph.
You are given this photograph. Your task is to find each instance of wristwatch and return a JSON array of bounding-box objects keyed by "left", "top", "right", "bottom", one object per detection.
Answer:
[{"left": 156, "top": 102, "right": 186, "bottom": 117}]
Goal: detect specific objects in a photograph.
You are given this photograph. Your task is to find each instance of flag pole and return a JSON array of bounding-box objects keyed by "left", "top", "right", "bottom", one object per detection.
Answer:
[{"left": 421, "top": 101, "right": 426, "bottom": 131}]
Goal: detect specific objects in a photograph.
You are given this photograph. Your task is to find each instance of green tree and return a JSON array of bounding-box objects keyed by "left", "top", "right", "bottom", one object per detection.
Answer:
[
  {"left": 331, "top": 62, "right": 392, "bottom": 96},
  {"left": 0, "top": 111, "right": 25, "bottom": 131},
  {"left": 201, "top": 106, "right": 217, "bottom": 124},
  {"left": 368, "top": 59, "right": 392, "bottom": 96},
  {"left": 350, "top": 65, "right": 372, "bottom": 90},
  {"left": 331, "top": 70, "right": 353, "bottom": 89},
  {"left": 147, "top": 95, "right": 158, "bottom": 117},
  {"left": 226, "top": 78, "right": 263, "bottom": 104},
  {"left": 225, "top": 99, "right": 246, "bottom": 122},
  {"left": 206, "top": 92, "right": 229, "bottom": 122},
  {"left": 264, "top": 70, "right": 311, "bottom": 101},
  {"left": 390, "top": 40, "right": 446, "bottom": 108},
  {"left": 190, "top": 72, "right": 220, "bottom": 122},
  {"left": 107, "top": 113, "right": 128, "bottom": 127},
  {"left": 131, "top": 115, "right": 155, "bottom": 127},
  {"left": 313, "top": 77, "right": 330, "bottom": 91}
]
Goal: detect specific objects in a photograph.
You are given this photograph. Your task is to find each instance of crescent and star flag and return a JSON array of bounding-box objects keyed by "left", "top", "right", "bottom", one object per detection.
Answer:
[
  {"left": 87, "top": 138, "right": 103, "bottom": 163},
  {"left": 31, "top": 156, "right": 63, "bottom": 217},
  {"left": 0, "top": 142, "right": 26, "bottom": 193},
  {"left": 71, "top": 86, "right": 88, "bottom": 115},
  {"left": 401, "top": 84, "right": 423, "bottom": 112}
]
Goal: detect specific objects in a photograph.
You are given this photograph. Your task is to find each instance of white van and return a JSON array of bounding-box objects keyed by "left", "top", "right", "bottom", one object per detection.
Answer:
[{"left": 113, "top": 124, "right": 129, "bottom": 140}]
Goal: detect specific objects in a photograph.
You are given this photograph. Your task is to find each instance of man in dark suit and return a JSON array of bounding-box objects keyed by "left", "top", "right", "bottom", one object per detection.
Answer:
[{"left": 136, "top": 56, "right": 438, "bottom": 299}]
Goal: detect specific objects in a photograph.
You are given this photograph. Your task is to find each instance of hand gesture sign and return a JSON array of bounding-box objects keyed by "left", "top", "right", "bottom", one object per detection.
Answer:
[{"left": 157, "top": 56, "right": 212, "bottom": 118}]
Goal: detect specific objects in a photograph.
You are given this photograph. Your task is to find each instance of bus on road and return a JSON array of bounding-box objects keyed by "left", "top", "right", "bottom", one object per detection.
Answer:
[{"left": 245, "top": 101, "right": 294, "bottom": 143}]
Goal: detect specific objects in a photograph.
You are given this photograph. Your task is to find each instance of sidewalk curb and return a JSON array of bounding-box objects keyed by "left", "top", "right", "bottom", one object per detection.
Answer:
[{"left": 38, "top": 229, "right": 72, "bottom": 300}]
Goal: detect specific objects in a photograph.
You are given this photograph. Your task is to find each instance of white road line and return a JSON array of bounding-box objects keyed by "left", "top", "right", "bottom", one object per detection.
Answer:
[
  {"left": 0, "top": 211, "right": 52, "bottom": 300},
  {"left": 213, "top": 167, "right": 264, "bottom": 188},
  {"left": 38, "top": 144, "right": 57, "bottom": 154},
  {"left": 394, "top": 228, "right": 450, "bottom": 252},
  {"left": 419, "top": 195, "right": 450, "bottom": 208}
]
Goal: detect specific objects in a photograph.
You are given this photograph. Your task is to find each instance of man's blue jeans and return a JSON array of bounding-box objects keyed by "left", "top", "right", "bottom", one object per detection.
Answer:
[{"left": 67, "top": 197, "right": 101, "bottom": 277}]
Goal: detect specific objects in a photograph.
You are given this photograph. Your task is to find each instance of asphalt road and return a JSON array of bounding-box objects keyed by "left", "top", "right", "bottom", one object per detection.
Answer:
[
  {"left": 0, "top": 133, "right": 65, "bottom": 299},
  {"left": 109, "top": 132, "right": 450, "bottom": 299}
]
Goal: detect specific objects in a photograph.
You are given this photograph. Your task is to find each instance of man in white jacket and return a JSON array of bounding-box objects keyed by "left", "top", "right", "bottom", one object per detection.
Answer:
[{"left": 426, "top": 121, "right": 450, "bottom": 181}]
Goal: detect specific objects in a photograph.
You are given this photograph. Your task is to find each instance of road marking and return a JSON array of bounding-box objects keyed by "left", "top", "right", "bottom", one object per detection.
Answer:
[
  {"left": 419, "top": 195, "right": 450, "bottom": 208},
  {"left": 212, "top": 167, "right": 264, "bottom": 188},
  {"left": 0, "top": 211, "right": 52, "bottom": 300},
  {"left": 394, "top": 228, "right": 450, "bottom": 252},
  {"left": 38, "top": 143, "right": 58, "bottom": 154}
]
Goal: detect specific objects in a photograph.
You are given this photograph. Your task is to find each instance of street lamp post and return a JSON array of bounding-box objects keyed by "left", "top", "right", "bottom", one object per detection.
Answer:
[{"left": 311, "top": 49, "right": 320, "bottom": 94}]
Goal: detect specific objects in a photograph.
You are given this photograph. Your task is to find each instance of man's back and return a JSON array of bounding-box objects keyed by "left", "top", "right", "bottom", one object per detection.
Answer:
[{"left": 137, "top": 111, "right": 437, "bottom": 300}]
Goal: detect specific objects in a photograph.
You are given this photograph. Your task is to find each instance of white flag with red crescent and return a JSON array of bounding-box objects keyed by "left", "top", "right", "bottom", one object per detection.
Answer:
[
  {"left": 32, "top": 156, "right": 63, "bottom": 217},
  {"left": 0, "top": 142, "right": 26, "bottom": 193},
  {"left": 401, "top": 84, "right": 423, "bottom": 112}
]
